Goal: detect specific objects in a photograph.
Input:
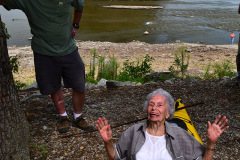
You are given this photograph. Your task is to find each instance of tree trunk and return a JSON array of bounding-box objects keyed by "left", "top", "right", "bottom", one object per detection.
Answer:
[
  {"left": 0, "top": 16, "right": 30, "bottom": 159},
  {"left": 238, "top": 33, "right": 240, "bottom": 72}
]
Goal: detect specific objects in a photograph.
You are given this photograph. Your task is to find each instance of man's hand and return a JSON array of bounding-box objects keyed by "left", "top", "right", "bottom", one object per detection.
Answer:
[{"left": 71, "top": 27, "right": 78, "bottom": 38}]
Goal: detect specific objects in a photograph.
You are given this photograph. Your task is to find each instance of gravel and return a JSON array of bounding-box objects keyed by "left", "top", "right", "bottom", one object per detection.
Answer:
[
  {"left": 20, "top": 78, "right": 240, "bottom": 160},
  {"left": 9, "top": 41, "right": 240, "bottom": 159}
]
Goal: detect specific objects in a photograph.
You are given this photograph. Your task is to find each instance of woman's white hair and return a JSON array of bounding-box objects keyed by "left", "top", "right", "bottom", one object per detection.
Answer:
[{"left": 143, "top": 88, "right": 175, "bottom": 120}]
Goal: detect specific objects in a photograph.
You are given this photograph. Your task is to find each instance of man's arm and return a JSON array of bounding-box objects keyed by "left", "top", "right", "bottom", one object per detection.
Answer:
[
  {"left": 71, "top": 9, "right": 83, "bottom": 38},
  {"left": 0, "top": 0, "right": 5, "bottom": 5},
  {"left": 73, "top": 9, "right": 83, "bottom": 25}
]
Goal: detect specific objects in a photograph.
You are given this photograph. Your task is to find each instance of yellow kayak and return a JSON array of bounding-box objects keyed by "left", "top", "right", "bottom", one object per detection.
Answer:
[{"left": 170, "top": 99, "right": 203, "bottom": 144}]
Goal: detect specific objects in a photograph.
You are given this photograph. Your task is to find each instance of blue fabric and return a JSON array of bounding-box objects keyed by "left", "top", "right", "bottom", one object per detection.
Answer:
[{"left": 231, "top": 37, "right": 234, "bottom": 45}]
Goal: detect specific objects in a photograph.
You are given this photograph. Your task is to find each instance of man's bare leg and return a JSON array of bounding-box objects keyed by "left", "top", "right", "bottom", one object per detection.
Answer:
[
  {"left": 51, "top": 88, "right": 66, "bottom": 114},
  {"left": 51, "top": 88, "right": 69, "bottom": 133},
  {"left": 72, "top": 90, "right": 85, "bottom": 115},
  {"left": 72, "top": 89, "right": 94, "bottom": 131}
]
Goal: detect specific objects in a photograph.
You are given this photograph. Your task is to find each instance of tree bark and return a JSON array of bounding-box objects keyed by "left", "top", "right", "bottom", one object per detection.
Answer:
[
  {"left": 237, "top": 33, "right": 240, "bottom": 72},
  {"left": 0, "top": 16, "right": 30, "bottom": 159}
]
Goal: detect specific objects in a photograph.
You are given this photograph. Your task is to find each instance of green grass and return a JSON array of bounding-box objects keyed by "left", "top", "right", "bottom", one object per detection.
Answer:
[
  {"left": 203, "top": 60, "right": 236, "bottom": 79},
  {"left": 169, "top": 46, "right": 190, "bottom": 77},
  {"left": 86, "top": 49, "right": 155, "bottom": 84}
]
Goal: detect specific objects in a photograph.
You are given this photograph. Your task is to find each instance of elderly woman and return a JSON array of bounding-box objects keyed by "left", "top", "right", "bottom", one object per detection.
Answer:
[{"left": 96, "top": 88, "right": 229, "bottom": 160}]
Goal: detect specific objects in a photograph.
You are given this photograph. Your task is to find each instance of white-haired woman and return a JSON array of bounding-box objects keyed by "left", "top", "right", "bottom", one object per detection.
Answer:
[{"left": 96, "top": 88, "right": 229, "bottom": 160}]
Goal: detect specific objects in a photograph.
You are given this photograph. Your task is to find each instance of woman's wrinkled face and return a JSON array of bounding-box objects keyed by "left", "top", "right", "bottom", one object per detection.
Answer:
[{"left": 147, "top": 95, "right": 170, "bottom": 123}]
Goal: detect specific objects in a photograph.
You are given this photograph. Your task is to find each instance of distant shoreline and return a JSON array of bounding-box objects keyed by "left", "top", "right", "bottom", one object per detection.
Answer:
[{"left": 7, "top": 40, "right": 239, "bottom": 49}]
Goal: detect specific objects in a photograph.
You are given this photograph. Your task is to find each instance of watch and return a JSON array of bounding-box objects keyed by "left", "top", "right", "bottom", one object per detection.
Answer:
[{"left": 73, "top": 23, "right": 79, "bottom": 29}]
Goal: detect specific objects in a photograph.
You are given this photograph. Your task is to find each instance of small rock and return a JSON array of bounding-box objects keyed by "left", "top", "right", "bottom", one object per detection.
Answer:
[
  {"left": 23, "top": 81, "right": 38, "bottom": 90},
  {"left": 143, "top": 31, "right": 149, "bottom": 35},
  {"left": 43, "top": 126, "right": 47, "bottom": 130},
  {"left": 96, "top": 78, "right": 107, "bottom": 87}
]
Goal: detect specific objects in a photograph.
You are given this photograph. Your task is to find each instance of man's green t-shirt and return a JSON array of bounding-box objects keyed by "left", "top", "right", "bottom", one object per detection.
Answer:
[{"left": 4, "top": 0, "right": 84, "bottom": 56}]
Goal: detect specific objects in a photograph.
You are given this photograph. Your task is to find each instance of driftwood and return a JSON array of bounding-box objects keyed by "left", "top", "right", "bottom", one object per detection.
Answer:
[{"left": 102, "top": 5, "right": 163, "bottom": 10}]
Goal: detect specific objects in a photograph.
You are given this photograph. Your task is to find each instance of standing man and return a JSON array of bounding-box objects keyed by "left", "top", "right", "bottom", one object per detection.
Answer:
[
  {"left": 0, "top": 0, "right": 94, "bottom": 133},
  {"left": 230, "top": 32, "right": 235, "bottom": 45}
]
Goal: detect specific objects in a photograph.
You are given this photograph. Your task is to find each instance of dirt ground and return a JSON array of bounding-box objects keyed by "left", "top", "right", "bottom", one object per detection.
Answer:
[
  {"left": 7, "top": 41, "right": 240, "bottom": 159},
  {"left": 20, "top": 79, "right": 240, "bottom": 160}
]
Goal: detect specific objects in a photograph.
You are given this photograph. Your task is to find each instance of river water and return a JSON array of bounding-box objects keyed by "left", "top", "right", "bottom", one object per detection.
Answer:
[{"left": 0, "top": 0, "right": 239, "bottom": 46}]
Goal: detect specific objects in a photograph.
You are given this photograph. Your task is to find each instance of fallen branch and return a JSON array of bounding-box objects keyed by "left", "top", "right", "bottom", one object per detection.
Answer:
[
  {"left": 102, "top": 5, "right": 164, "bottom": 10},
  {"left": 62, "top": 101, "right": 204, "bottom": 138}
]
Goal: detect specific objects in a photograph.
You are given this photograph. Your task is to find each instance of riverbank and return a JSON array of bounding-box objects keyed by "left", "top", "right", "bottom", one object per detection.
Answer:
[{"left": 8, "top": 41, "right": 238, "bottom": 86}]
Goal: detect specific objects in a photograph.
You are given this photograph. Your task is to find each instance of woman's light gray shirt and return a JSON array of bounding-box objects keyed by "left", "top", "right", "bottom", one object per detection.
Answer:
[{"left": 114, "top": 121, "right": 205, "bottom": 160}]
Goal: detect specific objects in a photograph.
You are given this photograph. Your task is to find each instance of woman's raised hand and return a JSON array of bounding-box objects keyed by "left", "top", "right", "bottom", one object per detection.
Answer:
[
  {"left": 96, "top": 117, "right": 113, "bottom": 142},
  {"left": 207, "top": 115, "right": 229, "bottom": 143}
]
